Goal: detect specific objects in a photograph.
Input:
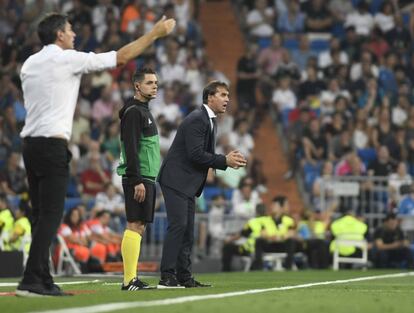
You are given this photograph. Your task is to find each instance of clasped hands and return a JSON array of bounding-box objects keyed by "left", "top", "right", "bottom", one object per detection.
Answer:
[{"left": 226, "top": 150, "right": 247, "bottom": 169}]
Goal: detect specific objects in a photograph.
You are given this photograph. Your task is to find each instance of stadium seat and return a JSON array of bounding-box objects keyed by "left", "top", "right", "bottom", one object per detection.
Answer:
[
  {"left": 257, "top": 37, "right": 272, "bottom": 49},
  {"left": 357, "top": 148, "right": 377, "bottom": 168},
  {"left": 305, "top": 171, "right": 319, "bottom": 192},
  {"left": 54, "top": 234, "right": 82, "bottom": 276},
  {"left": 203, "top": 187, "right": 234, "bottom": 201},
  {"left": 332, "top": 236, "right": 368, "bottom": 270},
  {"left": 64, "top": 197, "right": 82, "bottom": 212},
  {"left": 283, "top": 38, "right": 299, "bottom": 50},
  {"left": 263, "top": 253, "right": 288, "bottom": 271},
  {"left": 310, "top": 39, "right": 329, "bottom": 52}
]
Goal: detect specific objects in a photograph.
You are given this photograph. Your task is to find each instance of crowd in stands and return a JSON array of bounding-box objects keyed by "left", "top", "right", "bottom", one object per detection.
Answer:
[
  {"left": 233, "top": 0, "right": 414, "bottom": 215},
  {"left": 225, "top": 0, "right": 414, "bottom": 270}
]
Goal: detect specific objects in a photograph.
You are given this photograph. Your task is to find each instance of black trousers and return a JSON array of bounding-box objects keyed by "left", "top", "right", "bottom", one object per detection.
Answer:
[
  {"left": 222, "top": 242, "right": 250, "bottom": 272},
  {"left": 160, "top": 184, "right": 195, "bottom": 282},
  {"left": 22, "top": 137, "right": 70, "bottom": 285},
  {"left": 252, "top": 238, "right": 298, "bottom": 270},
  {"left": 306, "top": 239, "right": 330, "bottom": 269},
  {"left": 375, "top": 247, "right": 414, "bottom": 269}
]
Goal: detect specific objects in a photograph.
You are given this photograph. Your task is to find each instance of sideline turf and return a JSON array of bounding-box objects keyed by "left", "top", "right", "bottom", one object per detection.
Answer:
[{"left": 0, "top": 271, "right": 413, "bottom": 313}]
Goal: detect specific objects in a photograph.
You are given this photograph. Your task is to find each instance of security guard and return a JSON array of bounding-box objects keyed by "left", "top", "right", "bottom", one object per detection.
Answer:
[
  {"left": 222, "top": 204, "right": 267, "bottom": 271},
  {"left": 8, "top": 204, "right": 31, "bottom": 254},
  {"left": 329, "top": 208, "right": 368, "bottom": 257},
  {"left": 251, "top": 195, "right": 298, "bottom": 270},
  {"left": 0, "top": 195, "right": 14, "bottom": 247}
]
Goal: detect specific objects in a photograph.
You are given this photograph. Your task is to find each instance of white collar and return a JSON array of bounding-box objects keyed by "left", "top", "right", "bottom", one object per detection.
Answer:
[{"left": 203, "top": 104, "right": 216, "bottom": 119}]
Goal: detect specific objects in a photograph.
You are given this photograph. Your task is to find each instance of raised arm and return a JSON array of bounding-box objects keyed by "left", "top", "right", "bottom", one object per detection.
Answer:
[{"left": 116, "top": 16, "right": 176, "bottom": 67}]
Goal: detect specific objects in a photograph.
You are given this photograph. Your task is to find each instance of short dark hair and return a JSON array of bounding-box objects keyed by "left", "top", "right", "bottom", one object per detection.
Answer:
[
  {"left": 384, "top": 213, "right": 397, "bottom": 222},
  {"left": 38, "top": 13, "right": 68, "bottom": 45},
  {"left": 272, "top": 195, "right": 287, "bottom": 207},
  {"left": 202, "top": 80, "right": 229, "bottom": 103},
  {"left": 132, "top": 67, "right": 156, "bottom": 84}
]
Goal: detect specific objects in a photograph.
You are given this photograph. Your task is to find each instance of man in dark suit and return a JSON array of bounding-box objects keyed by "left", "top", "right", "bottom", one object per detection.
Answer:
[{"left": 157, "top": 81, "right": 247, "bottom": 288}]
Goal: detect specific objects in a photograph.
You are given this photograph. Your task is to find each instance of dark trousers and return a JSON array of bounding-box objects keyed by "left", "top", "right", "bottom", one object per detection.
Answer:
[
  {"left": 160, "top": 184, "right": 195, "bottom": 282},
  {"left": 252, "top": 238, "right": 298, "bottom": 270},
  {"left": 22, "top": 137, "right": 70, "bottom": 285},
  {"left": 306, "top": 239, "right": 330, "bottom": 269},
  {"left": 375, "top": 247, "right": 414, "bottom": 269},
  {"left": 222, "top": 242, "right": 249, "bottom": 272}
]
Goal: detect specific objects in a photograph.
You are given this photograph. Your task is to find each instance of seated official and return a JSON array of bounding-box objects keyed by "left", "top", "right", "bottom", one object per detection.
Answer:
[
  {"left": 0, "top": 194, "right": 14, "bottom": 247},
  {"left": 7, "top": 204, "right": 31, "bottom": 254},
  {"left": 329, "top": 208, "right": 368, "bottom": 264},
  {"left": 299, "top": 209, "right": 331, "bottom": 269},
  {"left": 373, "top": 213, "right": 414, "bottom": 269},
  {"left": 251, "top": 195, "right": 301, "bottom": 270},
  {"left": 222, "top": 204, "right": 267, "bottom": 272}
]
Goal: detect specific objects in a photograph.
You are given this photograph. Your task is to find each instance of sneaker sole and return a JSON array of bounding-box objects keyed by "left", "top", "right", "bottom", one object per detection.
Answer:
[
  {"left": 15, "top": 290, "right": 49, "bottom": 297},
  {"left": 157, "top": 284, "right": 185, "bottom": 289},
  {"left": 121, "top": 286, "right": 157, "bottom": 291}
]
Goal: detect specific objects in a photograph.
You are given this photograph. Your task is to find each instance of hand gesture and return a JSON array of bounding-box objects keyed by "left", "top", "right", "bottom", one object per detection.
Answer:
[
  {"left": 134, "top": 183, "right": 146, "bottom": 203},
  {"left": 226, "top": 150, "right": 247, "bottom": 169},
  {"left": 150, "top": 16, "right": 176, "bottom": 39}
]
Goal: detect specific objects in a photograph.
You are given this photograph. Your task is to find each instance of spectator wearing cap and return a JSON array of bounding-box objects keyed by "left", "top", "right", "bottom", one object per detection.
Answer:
[{"left": 373, "top": 213, "right": 414, "bottom": 269}]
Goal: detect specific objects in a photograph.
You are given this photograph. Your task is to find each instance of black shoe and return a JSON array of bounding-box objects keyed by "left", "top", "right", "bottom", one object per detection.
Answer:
[
  {"left": 44, "top": 283, "right": 73, "bottom": 296},
  {"left": 121, "top": 278, "right": 153, "bottom": 291},
  {"left": 179, "top": 278, "right": 212, "bottom": 288},
  {"left": 16, "top": 282, "right": 71, "bottom": 297},
  {"left": 157, "top": 276, "right": 185, "bottom": 289}
]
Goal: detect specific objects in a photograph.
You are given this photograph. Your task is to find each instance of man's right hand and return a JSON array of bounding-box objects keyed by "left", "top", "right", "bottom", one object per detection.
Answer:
[
  {"left": 226, "top": 150, "right": 247, "bottom": 169},
  {"left": 150, "top": 16, "right": 176, "bottom": 39},
  {"left": 134, "top": 183, "right": 146, "bottom": 203}
]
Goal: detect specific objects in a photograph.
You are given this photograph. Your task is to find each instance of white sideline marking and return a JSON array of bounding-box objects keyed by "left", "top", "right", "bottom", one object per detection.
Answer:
[
  {"left": 32, "top": 272, "right": 414, "bottom": 313},
  {"left": 0, "top": 280, "right": 101, "bottom": 288}
]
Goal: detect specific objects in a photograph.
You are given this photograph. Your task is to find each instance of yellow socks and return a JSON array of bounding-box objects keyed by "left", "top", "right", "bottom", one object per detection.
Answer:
[{"left": 121, "top": 229, "right": 142, "bottom": 285}]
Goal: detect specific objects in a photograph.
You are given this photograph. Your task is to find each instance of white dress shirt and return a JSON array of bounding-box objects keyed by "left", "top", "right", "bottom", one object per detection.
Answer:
[
  {"left": 20, "top": 44, "right": 117, "bottom": 141},
  {"left": 203, "top": 104, "right": 216, "bottom": 131}
]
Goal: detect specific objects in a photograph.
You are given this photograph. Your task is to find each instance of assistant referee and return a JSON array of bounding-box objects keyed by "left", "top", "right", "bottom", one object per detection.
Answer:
[{"left": 117, "top": 68, "right": 160, "bottom": 291}]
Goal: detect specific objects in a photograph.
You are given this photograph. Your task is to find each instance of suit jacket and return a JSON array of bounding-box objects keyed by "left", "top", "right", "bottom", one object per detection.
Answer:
[{"left": 158, "top": 105, "right": 227, "bottom": 197}]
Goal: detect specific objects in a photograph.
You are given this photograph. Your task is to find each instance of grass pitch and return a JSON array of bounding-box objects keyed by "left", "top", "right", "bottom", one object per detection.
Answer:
[{"left": 0, "top": 270, "right": 413, "bottom": 313}]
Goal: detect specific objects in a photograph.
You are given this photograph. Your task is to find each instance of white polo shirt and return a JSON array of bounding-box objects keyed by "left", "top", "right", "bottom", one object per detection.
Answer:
[{"left": 20, "top": 44, "right": 117, "bottom": 141}]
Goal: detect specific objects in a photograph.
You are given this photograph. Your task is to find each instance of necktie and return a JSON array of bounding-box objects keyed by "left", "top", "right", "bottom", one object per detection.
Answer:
[{"left": 211, "top": 117, "right": 217, "bottom": 154}]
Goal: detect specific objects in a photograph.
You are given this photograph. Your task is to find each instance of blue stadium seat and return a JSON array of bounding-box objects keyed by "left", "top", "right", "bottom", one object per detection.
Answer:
[
  {"left": 403, "top": 13, "right": 410, "bottom": 27},
  {"left": 370, "top": 0, "right": 384, "bottom": 14},
  {"left": 257, "top": 37, "right": 272, "bottom": 49},
  {"left": 310, "top": 39, "right": 329, "bottom": 52},
  {"left": 64, "top": 197, "right": 82, "bottom": 212},
  {"left": 332, "top": 23, "right": 346, "bottom": 39},
  {"left": 357, "top": 148, "right": 377, "bottom": 168},
  {"left": 203, "top": 186, "right": 234, "bottom": 201},
  {"left": 303, "top": 162, "right": 322, "bottom": 191},
  {"left": 281, "top": 109, "right": 293, "bottom": 129},
  {"left": 305, "top": 171, "right": 320, "bottom": 192},
  {"left": 283, "top": 38, "right": 299, "bottom": 50}
]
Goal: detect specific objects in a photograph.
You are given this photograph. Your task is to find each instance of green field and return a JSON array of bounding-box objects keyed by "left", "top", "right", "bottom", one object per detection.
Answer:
[{"left": 1, "top": 271, "right": 413, "bottom": 313}]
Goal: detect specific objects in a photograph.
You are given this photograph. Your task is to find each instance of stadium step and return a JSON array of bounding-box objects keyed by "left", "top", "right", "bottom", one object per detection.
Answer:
[
  {"left": 199, "top": 0, "right": 244, "bottom": 101},
  {"left": 252, "top": 115, "right": 303, "bottom": 212}
]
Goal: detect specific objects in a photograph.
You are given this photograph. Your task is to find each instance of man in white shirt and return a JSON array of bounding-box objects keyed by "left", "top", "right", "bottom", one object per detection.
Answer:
[{"left": 17, "top": 12, "right": 175, "bottom": 297}]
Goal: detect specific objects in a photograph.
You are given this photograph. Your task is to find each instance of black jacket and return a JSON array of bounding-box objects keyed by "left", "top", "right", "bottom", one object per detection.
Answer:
[{"left": 158, "top": 105, "right": 227, "bottom": 197}]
